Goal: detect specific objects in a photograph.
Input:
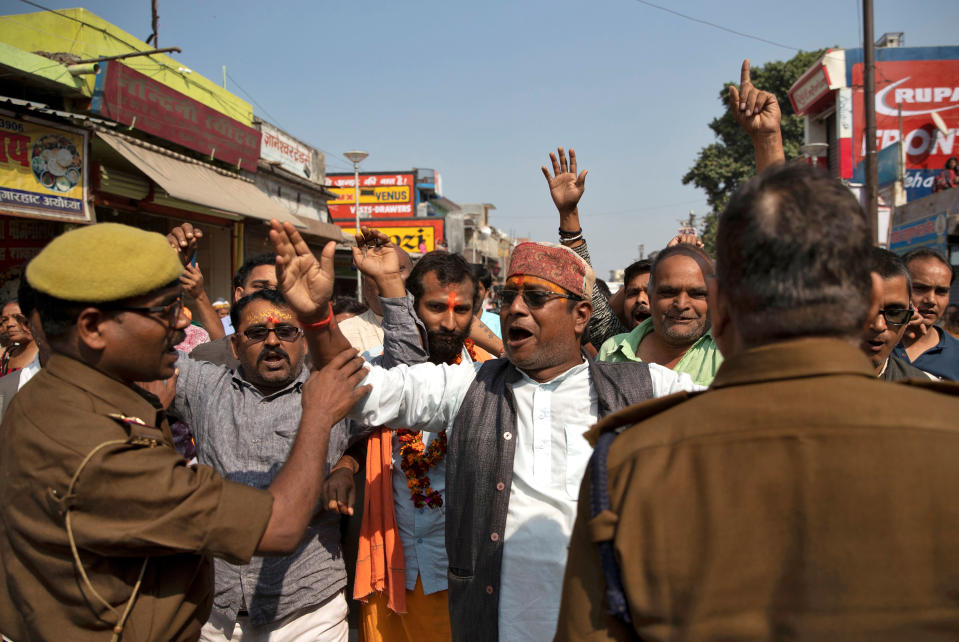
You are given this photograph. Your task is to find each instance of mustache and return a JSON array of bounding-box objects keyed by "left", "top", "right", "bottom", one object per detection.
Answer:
[{"left": 257, "top": 346, "right": 291, "bottom": 365}]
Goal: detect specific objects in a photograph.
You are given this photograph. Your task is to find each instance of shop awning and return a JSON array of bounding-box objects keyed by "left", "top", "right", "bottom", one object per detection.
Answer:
[
  {"left": 293, "top": 214, "right": 350, "bottom": 245},
  {"left": 96, "top": 131, "right": 303, "bottom": 227}
]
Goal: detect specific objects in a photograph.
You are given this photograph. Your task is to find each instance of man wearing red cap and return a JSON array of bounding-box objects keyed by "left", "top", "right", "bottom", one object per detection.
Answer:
[{"left": 268, "top": 222, "right": 703, "bottom": 642}]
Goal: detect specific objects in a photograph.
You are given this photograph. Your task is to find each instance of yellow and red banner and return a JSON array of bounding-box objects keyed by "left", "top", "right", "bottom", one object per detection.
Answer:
[{"left": 0, "top": 115, "right": 91, "bottom": 223}]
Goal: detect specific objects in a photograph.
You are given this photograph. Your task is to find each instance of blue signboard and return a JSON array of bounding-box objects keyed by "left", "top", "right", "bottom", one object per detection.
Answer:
[{"left": 889, "top": 211, "right": 948, "bottom": 256}]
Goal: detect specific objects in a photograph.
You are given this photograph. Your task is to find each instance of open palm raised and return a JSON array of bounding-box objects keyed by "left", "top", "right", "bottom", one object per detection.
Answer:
[{"left": 269, "top": 219, "right": 336, "bottom": 322}]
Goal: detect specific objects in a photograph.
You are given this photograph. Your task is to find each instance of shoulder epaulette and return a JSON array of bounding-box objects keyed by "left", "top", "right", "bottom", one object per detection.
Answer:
[
  {"left": 105, "top": 413, "right": 163, "bottom": 448},
  {"left": 586, "top": 389, "right": 704, "bottom": 446}
]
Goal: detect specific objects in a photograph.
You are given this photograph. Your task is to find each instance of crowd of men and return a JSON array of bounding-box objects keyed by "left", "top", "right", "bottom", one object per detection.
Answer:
[{"left": 0, "top": 59, "right": 957, "bottom": 642}]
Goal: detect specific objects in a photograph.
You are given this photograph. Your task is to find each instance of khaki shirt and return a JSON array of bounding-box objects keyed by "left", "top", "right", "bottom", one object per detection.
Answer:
[
  {"left": 557, "top": 338, "right": 959, "bottom": 641},
  {"left": 0, "top": 355, "right": 273, "bottom": 642}
]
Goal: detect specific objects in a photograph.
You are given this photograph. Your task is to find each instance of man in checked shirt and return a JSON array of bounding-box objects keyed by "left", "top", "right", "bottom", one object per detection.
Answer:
[{"left": 168, "top": 227, "right": 351, "bottom": 642}]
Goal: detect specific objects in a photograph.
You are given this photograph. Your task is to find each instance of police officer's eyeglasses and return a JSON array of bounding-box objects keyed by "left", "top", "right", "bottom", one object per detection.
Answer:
[
  {"left": 500, "top": 289, "right": 582, "bottom": 309},
  {"left": 242, "top": 324, "right": 303, "bottom": 343},
  {"left": 878, "top": 306, "right": 914, "bottom": 326},
  {"left": 103, "top": 297, "right": 183, "bottom": 325}
]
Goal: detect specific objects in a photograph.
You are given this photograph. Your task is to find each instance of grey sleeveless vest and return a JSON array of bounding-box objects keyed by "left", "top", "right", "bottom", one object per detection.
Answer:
[{"left": 445, "top": 356, "right": 655, "bottom": 641}]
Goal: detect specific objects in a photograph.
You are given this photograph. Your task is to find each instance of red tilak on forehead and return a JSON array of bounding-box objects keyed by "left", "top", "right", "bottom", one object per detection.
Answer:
[
  {"left": 446, "top": 290, "right": 459, "bottom": 312},
  {"left": 267, "top": 315, "right": 282, "bottom": 324}
]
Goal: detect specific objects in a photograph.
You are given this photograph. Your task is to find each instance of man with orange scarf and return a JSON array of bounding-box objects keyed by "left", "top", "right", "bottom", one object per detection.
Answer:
[{"left": 324, "top": 231, "right": 491, "bottom": 641}]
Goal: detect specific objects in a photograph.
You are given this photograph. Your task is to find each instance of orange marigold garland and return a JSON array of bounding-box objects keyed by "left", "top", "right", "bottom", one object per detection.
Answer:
[{"left": 396, "top": 339, "right": 478, "bottom": 508}]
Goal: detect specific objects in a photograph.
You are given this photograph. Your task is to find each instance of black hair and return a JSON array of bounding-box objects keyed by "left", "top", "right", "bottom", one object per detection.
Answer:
[
  {"left": 902, "top": 247, "right": 955, "bottom": 285},
  {"left": 230, "top": 288, "right": 290, "bottom": 331},
  {"left": 408, "top": 251, "right": 480, "bottom": 313},
  {"left": 717, "top": 163, "right": 873, "bottom": 347},
  {"left": 623, "top": 259, "right": 652, "bottom": 287},
  {"left": 871, "top": 247, "right": 912, "bottom": 298},
  {"left": 472, "top": 264, "right": 493, "bottom": 290},
  {"left": 232, "top": 253, "right": 276, "bottom": 291},
  {"left": 332, "top": 297, "right": 368, "bottom": 317}
]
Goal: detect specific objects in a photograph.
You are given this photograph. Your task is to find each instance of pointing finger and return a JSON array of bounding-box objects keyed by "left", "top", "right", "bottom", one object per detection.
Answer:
[
  {"left": 569, "top": 148, "right": 577, "bottom": 176},
  {"left": 740, "top": 59, "right": 751, "bottom": 88}
]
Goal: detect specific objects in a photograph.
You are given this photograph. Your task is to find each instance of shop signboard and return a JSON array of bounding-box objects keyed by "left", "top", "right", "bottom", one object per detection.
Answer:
[
  {"left": 259, "top": 121, "right": 321, "bottom": 182},
  {"left": 852, "top": 57, "right": 959, "bottom": 200},
  {"left": 0, "top": 115, "right": 91, "bottom": 223},
  {"left": 91, "top": 61, "right": 260, "bottom": 170},
  {"left": 335, "top": 217, "right": 444, "bottom": 253},
  {"left": 789, "top": 63, "right": 832, "bottom": 114},
  {"left": 889, "top": 211, "right": 948, "bottom": 256},
  {"left": 326, "top": 172, "right": 415, "bottom": 218}
]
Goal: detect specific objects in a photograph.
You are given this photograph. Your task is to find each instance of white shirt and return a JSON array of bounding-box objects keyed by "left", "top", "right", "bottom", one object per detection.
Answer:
[
  {"left": 17, "top": 353, "right": 41, "bottom": 390},
  {"left": 350, "top": 358, "right": 702, "bottom": 639},
  {"left": 339, "top": 309, "right": 384, "bottom": 353}
]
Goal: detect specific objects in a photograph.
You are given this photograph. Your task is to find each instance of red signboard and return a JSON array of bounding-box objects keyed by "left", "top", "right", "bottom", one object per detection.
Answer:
[
  {"left": 91, "top": 62, "right": 260, "bottom": 170},
  {"left": 326, "top": 172, "right": 415, "bottom": 218},
  {"left": 333, "top": 218, "right": 444, "bottom": 254},
  {"left": 852, "top": 59, "right": 959, "bottom": 191},
  {"left": 789, "top": 63, "right": 832, "bottom": 115}
]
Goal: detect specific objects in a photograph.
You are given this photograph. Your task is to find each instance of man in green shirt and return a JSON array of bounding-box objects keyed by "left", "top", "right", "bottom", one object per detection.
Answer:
[{"left": 597, "top": 244, "right": 722, "bottom": 386}]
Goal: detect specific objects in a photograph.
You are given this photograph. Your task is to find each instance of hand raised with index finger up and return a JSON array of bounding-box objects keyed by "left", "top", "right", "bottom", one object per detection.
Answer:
[{"left": 729, "top": 59, "right": 781, "bottom": 139}]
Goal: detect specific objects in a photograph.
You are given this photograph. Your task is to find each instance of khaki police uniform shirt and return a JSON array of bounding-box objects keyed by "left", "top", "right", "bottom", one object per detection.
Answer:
[
  {"left": 0, "top": 354, "right": 274, "bottom": 642},
  {"left": 556, "top": 338, "right": 959, "bottom": 641}
]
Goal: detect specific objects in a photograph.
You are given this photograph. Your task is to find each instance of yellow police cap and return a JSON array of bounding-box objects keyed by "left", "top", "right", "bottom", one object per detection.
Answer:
[{"left": 26, "top": 223, "right": 184, "bottom": 302}]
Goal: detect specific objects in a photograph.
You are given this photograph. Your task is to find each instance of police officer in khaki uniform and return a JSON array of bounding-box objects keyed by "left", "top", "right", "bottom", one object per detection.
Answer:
[
  {"left": 556, "top": 162, "right": 959, "bottom": 640},
  {"left": 0, "top": 223, "right": 369, "bottom": 641}
]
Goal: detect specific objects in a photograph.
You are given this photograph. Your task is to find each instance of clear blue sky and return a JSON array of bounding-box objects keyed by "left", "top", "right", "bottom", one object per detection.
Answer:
[{"left": 4, "top": 0, "right": 957, "bottom": 278}]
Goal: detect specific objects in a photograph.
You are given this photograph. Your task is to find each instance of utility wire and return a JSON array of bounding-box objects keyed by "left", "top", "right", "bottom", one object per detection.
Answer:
[{"left": 630, "top": 0, "right": 800, "bottom": 52}]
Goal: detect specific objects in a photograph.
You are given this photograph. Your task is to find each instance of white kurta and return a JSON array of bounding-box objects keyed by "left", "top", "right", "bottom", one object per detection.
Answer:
[{"left": 350, "top": 357, "right": 702, "bottom": 640}]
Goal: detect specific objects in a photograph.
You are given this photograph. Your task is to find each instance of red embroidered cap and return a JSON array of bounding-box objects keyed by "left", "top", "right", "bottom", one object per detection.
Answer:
[{"left": 506, "top": 242, "right": 595, "bottom": 299}]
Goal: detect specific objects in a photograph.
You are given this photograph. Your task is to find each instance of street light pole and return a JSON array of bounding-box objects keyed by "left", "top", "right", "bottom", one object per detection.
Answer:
[{"left": 343, "top": 150, "right": 368, "bottom": 302}]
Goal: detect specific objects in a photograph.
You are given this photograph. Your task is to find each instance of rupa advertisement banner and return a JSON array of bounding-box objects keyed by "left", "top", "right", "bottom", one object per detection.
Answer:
[{"left": 852, "top": 58, "right": 959, "bottom": 200}]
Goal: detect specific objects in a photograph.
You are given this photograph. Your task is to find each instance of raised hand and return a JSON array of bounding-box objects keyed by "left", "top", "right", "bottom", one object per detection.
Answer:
[
  {"left": 666, "top": 232, "right": 705, "bottom": 249},
  {"left": 179, "top": 263, "right": 206, "bottom": 300},
  {"left": 166, "top": 222, "right": 204, "bottom": 266},
  {"left": 541, "top": 147, "right": 588, "bottom": 216},
  {"left": 729, "top": 59, "right": 781, "bottom": 139},
  {"left": 269, "top": 219, "right": 336, "bottom": 323},
  {"left": 352, "top": 227, "right": 400, "bottom": 280}
]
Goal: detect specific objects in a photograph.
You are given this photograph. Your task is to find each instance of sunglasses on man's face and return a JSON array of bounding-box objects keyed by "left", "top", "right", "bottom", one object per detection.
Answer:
[
  {"left": 500, "top": 288, "right": 581, "bottom": 309},
  {"left": 878, "top": 306, "right": 914, "bottom": 326},
  {"left": 242, "top": 324, "right": 303, "bottom": 343}
]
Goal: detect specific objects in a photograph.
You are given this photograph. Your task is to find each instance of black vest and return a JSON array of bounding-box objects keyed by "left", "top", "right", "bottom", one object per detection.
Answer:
[{"left": 445, "top": 356, "right": 655, "bottom": 641}]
